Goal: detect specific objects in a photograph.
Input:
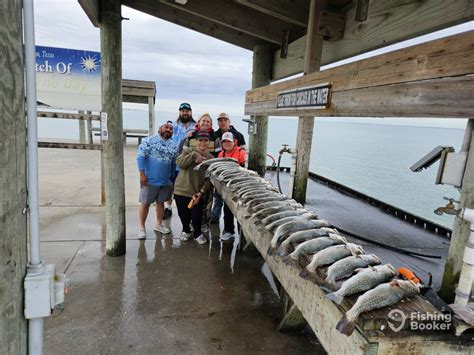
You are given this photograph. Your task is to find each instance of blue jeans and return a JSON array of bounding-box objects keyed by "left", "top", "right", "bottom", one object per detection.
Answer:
[{"left": 211, "top": 192, "right": 223, "bottom": 222}]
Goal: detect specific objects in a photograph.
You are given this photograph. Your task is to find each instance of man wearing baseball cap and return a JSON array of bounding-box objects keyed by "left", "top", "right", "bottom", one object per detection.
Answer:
[
  {"left": 136, "top": 120, "right": 178, "bottom": 239},
  {"left": 163, "top": 103, "right": 197, "bottom": 219},
  {"left": 211, "top": 113, "right": 246, "bottom": 223}
]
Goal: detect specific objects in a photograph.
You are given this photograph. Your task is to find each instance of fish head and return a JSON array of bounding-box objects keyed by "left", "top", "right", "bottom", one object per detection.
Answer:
[
  {"left": 346, "top": 243, "right": 365, "bottom": 255},
  {"left": 391, "top": 279, "right": 420, "bottom": 294},
  {"left": 328, "top": 233, "right": 347, "bottom": 243},
  {"left": 359, "top": 254, "right": 382, "bottom": 265},
  {"left": 379, "top": 263, "right": 397, "bottom": 277}
]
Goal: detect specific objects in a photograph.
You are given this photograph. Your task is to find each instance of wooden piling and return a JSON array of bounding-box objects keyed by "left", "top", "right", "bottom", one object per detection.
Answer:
[
  {"left": 293, "top": 0, "right": 326, "bottom": 204},
  {"left": 248, "top": 44, "right": 272, "bottom": 176},
  {"left": 100, "top": 0, "right": 126, "bottom": 256},
  {"left": 148, "top": 96, "right": 155, "bottom": 136},
  {"left": 0, "top": 0, "right": 28, "bottom": 352},
  {"left": 440, "top": 119, "right": 474, "bottom": 302}
]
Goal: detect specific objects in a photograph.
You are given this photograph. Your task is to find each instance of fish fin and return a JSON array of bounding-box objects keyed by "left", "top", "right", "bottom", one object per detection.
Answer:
[
  {"left": 326, "top": 292, "right": 343, "bottom": 305},
  {"left": 336, "top": 315, "right": 356, "bottom": 336},
  {"left": 266, "top": 246, "right": 274, "bottom": 256},
  {"left": 299, "top": 268, "right": 309, "bottom": 279}
]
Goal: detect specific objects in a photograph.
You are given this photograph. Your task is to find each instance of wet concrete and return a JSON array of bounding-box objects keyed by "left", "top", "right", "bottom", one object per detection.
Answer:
[{"left": 39, "top": 147, "right": 323, "bottom": 354}]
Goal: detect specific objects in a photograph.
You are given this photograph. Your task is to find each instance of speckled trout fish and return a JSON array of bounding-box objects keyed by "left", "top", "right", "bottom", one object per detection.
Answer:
[
  {"left": 276, "top": 228, "right": 339, "bottom": 257},
  {"left": 326, "top": 264, "right": 397, "bottom": 305},
  {"left": 324, "top": 254, "right": 382, "bottom": 287},
  {"left": 336, "top": 279, "right": 420, "bottom": 336}
]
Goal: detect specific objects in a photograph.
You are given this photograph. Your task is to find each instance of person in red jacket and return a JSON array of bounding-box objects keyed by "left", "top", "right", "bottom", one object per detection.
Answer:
[{"left": 218, "top": 132, "right": 246, "bottom": 240}]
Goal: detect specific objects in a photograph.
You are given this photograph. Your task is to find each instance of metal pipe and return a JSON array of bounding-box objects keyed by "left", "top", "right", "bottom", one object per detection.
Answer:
[
  {"left": 23, "top": 0, "right": 45, "bottom": 353},
  {"left": 455, "top": 208, "right": 474, "bottom": 305},
  {"left": 461, "top": 119, "right": 473, "bottom": 153},
  {"left": 288, "top": 151, "right": 297, "bottom": 199}
]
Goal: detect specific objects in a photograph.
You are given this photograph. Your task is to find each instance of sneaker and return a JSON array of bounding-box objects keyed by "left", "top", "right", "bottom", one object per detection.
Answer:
[
  {"left": 201, "top": 224, "right": 209, "bottom": 233},
  {"left": 180, "top": 231, "right": 192, "bottom": 241},
  {"left": 163, "top": 208, "right": 172, "bottom": 220},
  {"left": 195, "top": 234, "right": 207, "bottom": 245},
  {"left": 220, "top": 232, "right": 235, "bottom": 241},
  {"left": 137, "top": 228, "right": 146, "bottom": 240},
  {"left": 154, "top": 224, "right": 171, "bottom": 234}
]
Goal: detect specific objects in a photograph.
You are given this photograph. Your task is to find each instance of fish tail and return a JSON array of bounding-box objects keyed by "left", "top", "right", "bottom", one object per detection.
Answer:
[
  {"left": 266, "top": 246, "right": 274, "bottom": 256},
  {"left": 283, "top": 256, "right": 297, "bottom": 266},
  {"left": 275, "top": 246, "right": 287, "bottom": 257},
  {"left": 326, "top": 292, "right": 343, "bottom": 305},
  {"left": 299, "top": 268, "right": 309, "bottom": 279},
  {"left": 336, "top": 314, "right": 356, "bottom": 336},
  {"left": 320, "top": 279, "right": 333, "bottom": 291}
]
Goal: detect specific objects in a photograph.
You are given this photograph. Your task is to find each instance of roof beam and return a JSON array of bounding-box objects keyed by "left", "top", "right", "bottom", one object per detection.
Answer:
[
  {"left": 273, "top": 0, "right": 474, "bottom": 80},
  {"left": 78, "top": 0, "right": 99, "bottom": 27},
  {"left": 123, "top": 0, "right": 270, "bottom": 50},
  {"left": 235, "top": 0, "right": 310, "bottom": 27},
  {"left": 159, "top": 0, "right": 305, "bottom": 45}
]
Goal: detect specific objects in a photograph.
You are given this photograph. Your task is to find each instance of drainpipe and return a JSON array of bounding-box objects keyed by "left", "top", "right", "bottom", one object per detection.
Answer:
[
  {"left": 23, "top": 0, "right": 44, "bottom": 353},
  {"left": 288, "top": 150, "right": 297, "bottom": 199},
  {"left": 455, "top": 207, "right": 474, "bottom": 305}
]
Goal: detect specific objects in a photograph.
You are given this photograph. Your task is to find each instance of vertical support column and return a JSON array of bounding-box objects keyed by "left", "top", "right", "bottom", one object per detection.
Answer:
[
  {"left": 0, "top": 0, "right": 28, "bottom": 353},
  {"left": 293, "top": 0, "right": 326, "bottom": 204},
  {"left": 79, "top": 117, "right": 86, "bottom": 143},
  {"left": 148, "top": 96, "right": 155, "bottom": 136},
  {"left": 100, "top": 0, "right": 126, "bottom": 256},
  {"left": 86, "top": 110, "right": 93, "bottom": 144},
  {"left": 248, "top": 44, "right": 272, "bottom": 176},
  {"left": 440, "top": 119, "right": 474, "bottom": 302}
]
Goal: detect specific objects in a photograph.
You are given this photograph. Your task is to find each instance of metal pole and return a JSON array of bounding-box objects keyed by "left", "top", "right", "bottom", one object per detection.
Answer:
[{"left": 23, "top": 0, "right": 44, "bottom": 353}]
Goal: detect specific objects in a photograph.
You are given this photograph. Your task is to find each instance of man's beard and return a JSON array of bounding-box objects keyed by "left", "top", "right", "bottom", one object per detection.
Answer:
[
  {"left": 179, "top": 113, "right": 192, "bottom": 123},
  {"left": 160, "top": 131, "right": 172, "bottom": 139}
]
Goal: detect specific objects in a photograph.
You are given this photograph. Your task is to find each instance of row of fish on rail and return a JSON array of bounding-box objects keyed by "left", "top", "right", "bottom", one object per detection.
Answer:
[{"left": 195, "top": 158, "right": 420, "bottom": 336}]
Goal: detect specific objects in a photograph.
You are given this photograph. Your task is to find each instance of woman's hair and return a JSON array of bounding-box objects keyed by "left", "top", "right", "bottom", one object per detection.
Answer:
[{"left": 197, "top": 113, "right": 212, "bottom": 126}]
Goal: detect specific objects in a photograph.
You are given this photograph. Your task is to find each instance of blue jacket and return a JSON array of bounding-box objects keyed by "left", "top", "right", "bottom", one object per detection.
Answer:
[{"left": 136, "top": 135, "right": 178, "bottom": 186}]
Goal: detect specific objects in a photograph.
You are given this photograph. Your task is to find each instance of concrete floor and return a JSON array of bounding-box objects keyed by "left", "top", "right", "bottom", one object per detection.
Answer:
[{"left": 39, "top": 146, "right": 323, "bottom": 354}]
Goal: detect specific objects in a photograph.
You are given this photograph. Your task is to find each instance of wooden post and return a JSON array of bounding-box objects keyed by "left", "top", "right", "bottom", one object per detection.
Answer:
[
  {"left": 248, "top": 44, "right": 272, "bottom": 176},
  {"left": 440, "top": 119, "right": 474, "bottom": 302},
  {"left": 0, "top": 0, "right": 28, "bottom": 352},
  {"left": 79, "top": 119, "right": 86, "bottom": 143},
  {"left": 87, "top": 110, "right": 93, "bottom": 144},
  {"left": 148, "top": 96, "right": 155, "bottom": 136},
  {"left": 100, "top": 0, "right": 126, "bottom": 256},
  {"left": 292, "top": 0, "right": 326, "bottom": 204}
]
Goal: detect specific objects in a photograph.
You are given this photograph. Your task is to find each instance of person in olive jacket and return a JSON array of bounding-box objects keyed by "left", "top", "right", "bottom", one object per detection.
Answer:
[{"left": 174, "top": 130, "right": 214, "bottom": 245}]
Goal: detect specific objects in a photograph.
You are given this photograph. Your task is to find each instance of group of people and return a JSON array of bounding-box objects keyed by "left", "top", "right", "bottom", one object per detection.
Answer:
[{"left": 136, "top": 102, "right": 246, "bottom": 245}]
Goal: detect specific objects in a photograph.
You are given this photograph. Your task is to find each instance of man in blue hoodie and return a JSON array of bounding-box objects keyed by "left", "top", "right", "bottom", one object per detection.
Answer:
[{"left": 136, "top": 121, "right": 178, "bottom": 239}]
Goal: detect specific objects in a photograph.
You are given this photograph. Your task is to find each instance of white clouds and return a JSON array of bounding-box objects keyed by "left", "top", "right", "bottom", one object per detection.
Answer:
[{"left": 34, "top": 1, "right": 252, "bottom": 115}]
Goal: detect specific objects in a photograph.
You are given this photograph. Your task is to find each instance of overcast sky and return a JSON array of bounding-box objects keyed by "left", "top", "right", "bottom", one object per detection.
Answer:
[
  {"left": 35, "top": 0, "right": 253, "bottom": 116},
  {"left": 35, "top": 1, "right": 473, "bottom": 127}
]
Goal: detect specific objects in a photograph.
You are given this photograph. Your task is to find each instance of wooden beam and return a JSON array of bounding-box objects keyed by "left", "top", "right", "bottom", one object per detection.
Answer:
[
  {"left": 0, "top": 0, "right": 27, "bottom": 353},
  {"left": 293, "top": 0, "right": 325, "bottom": 205},
  {"left": 38, "top": 142, "right": 102, "bottom": 150},
  {"left": 246, "top": 30, "right": 474, "bottom": 118},
  {"left": 37, "top": 110, "right": 100, "bottom": 121},
  {"left": 235, "top": 0, "right": 310, "bottom": 27},
  {"left": 273, "top": 0, "right": 474, "bottom": 80},
  {"left": 159, "top": 0, "right": 305, "bottom": 45},
  {"left": 78, "top": 0, "right": 99, "bottom": 27},
  {"left": 100, "top": 0, "right": 126, "bottom": 257},
  {"left": 148, "top": 96, "right": 155, "bottom": 136},
  {"left": 123, "top": 0, "right": 273, "bottom": 50}
]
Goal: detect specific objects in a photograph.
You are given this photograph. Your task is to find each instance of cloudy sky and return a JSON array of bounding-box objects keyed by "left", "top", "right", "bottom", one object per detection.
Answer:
[
  {"left": 35, "top": 0, "right": 253, "bottom": 116},
  {"left": 34, "top": 1, "right": 473, "bottom": 127}
]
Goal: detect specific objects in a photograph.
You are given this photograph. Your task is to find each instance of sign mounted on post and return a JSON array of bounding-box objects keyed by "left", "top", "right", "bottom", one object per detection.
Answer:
[
  {"left": 36, "top": 45, "right": 101, "bottom": 111},
  {"left": 276, "top": 83, "right": 331, "bottom": 110}
]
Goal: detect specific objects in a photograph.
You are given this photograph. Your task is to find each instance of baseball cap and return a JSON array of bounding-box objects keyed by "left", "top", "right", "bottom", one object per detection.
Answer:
[
  {"left": 196, "top": 130, "right": 210, "bottom": 140},
  {"left": 160, "top": 120, "right": 173, "bottom": 128},
  {"left": 179, "top": 102, "right": 192, "bottom": 111},
  {"left": 221, "top": 132, "right": 234, "bottom": 142},
  {"left": 217, "top": 112, "right": 230, "bottom": 120}
]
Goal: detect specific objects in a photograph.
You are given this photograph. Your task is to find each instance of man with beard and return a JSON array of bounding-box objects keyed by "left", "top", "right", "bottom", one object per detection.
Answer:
[
  {"left": 136, "top": 121, "right": 178, "bottom": 239},
  {"left": 163, "top": 102, "right": 196, "bottom": 219}
]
